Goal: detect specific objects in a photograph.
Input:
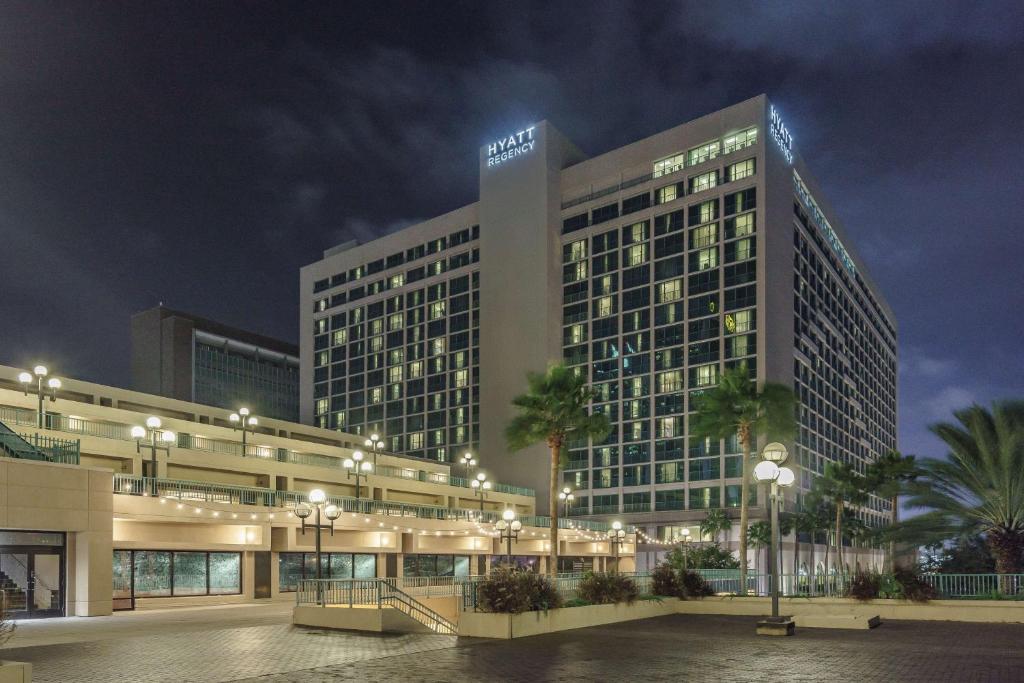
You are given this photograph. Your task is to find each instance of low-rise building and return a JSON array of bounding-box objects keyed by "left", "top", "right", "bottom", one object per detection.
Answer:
[{"left": 0, "top": 365, "right": 632, "bottom": 617}]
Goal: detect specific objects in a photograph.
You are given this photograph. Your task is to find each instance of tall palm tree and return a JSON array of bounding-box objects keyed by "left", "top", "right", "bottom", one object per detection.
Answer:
[
  {"left": 690, "top": 366, "right": 796, "bottom": 595},
  {"left": 700, "top": 508, "right": 732, "bottom": 546},
  {"left": 817, "top": 462, "right": 868, "bottom": 576},
  {"left": 506, "top": 364, "right": 611, "bottom": 576},
  {"left": 747, "top": 521, "right": 772, "bottom": 589},
  {"left": 866, "top": 451, "right": 920, "bottom": 571},
  {"left": 904, "top": 401, "right": 1024, "bottom": 574}
]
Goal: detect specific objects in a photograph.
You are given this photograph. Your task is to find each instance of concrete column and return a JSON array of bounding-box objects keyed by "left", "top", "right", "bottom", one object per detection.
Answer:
[{"left": 71, "top": 530, "right": 113, "bottom": 616}]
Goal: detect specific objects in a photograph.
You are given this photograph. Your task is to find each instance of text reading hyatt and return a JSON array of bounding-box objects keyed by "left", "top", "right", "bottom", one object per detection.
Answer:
[{"left": 487, "top": 126, "right": 536, "bottom": 167}]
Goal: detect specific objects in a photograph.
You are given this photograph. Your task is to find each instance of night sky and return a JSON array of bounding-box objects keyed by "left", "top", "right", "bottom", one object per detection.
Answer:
[{"left": 1, "top": 1, "right": 1022, "bottom": 461}]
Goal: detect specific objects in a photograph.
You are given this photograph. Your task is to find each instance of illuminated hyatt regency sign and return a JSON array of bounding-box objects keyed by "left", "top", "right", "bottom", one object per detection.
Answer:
[
  {"left": 486, "top": 126, "right": 536, "bottom": 167},
  {"left": 769, "top": 105, "right": 793, "bottom": 164}
]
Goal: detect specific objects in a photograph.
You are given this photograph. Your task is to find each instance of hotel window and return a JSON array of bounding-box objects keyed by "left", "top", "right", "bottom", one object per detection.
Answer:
[
  {"left": 653, "top": 153, "right": 685, "bottom": 178},
  {"left": 369, "top": 335, "right": 383, "bottom": 352},
  {"left": 657, "top": 416, "right": 678, "bottom": 438},
  {"left": 315, "top": 318, "right": 328, "bottom": 334},
  {"left": 389, "top": 274, "right": 405, "bottom": 289},
  {"left": 370, "top": 388, "right": 383, "bottom": 404},
  {"left": 688, "top": 170, "right": 718, "bottom": 194},
  {"left": 388, "top": 384, "right": 402, "bottom": 400},
  {"left": 726, "top": 334, "right": 755, "bottom": 358},
  {"left": 454, "top": 369, "right": 469, "bottom": 388},
  {"left": 625, "top": 376, "right": 649, "bottom": 397},
  {"left": 657, "top": 370, "right": 682, "bottom": 393},
  {"left": 388, "top": 313, "right": 404, "bottom": 331},
  {"left": 724, "top": 308, "right": 755, "bottom": 334},
  {"left": 315, "top": 351, "right": 329, "bottom": 367},
  {"left": 564, "top": 239, "right": 587, "bottom": 263},
  {"left": 595, "top": 296, "right": 615, "bottom": 318},
  {"left": 625, "top": 243, "right": 648, "bottom": 266},
  {"left": 431, "top": 429, "right": 445, "bottom": 446},
  {"left": 570, "top": 261, "right": 588, "bottom": 282},
  {"left": 690, "top": 223, "right": 718, "bottom": 249},
  {"left": 693, "top": 363, "right": 718, "bottom": 387},
  {"left": 408, "top": 360, "right": 423, "bottom": 378},
  {"left": 687, "top": 140, "right": 720, "bottom": 166},
  {"left": 431, "top": 338, "right": 446, "bottom": 356},
  {"left": 722, "top": 127, "right": 757, "bottom": 154},
  {"left": 696, "top": 247, "right": 718, "bottom": 270},
  {"left": 334, "top": 411, "right": 346, "bottom": 428},
  {"left": 568, "top": 323, "right": 586, "bottom": 344},
  {"left": 429, "top": 302, "right": 446, "bottom": 320},
  {"left": 409, "top": 432, "right": 424, "bottom": 449},
  {"left": 726, "top": 158, "right": 755, "bottom": 182},
  {"left": 370, "top": 318, "right": 383, "bottom": 335},
  {"left": 656, "top": 279, "right": 682, "bottom": 303},
  {"left": 451, "top": 350, "right": 468, "bottom": 369},
  {"left": 728, "top": 238, "right": 755, "bottom": 263},
  {"left": 727, "top": 212, "right": 755, "bottom": 239},
  {"left": 655, "top": 183, "right": 679, "bottom": 204},
  {"left": 689, "top": 486, "right": 721, "bottom": 510},
  {"left": 623, "top": 221, "right": 648, "bottom": 244},
  {"left": 388, "top": 366, "right": 403, "bottom": 383}
]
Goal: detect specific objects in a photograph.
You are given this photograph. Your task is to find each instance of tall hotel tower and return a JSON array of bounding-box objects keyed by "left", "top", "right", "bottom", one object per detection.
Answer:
[{"left": 300, "top": 95, "right": 897, "bottom": 542}]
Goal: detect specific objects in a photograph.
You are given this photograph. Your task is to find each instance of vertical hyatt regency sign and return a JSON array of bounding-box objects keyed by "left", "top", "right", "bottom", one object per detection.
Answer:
[{"left": 486, "top": 125, "right": 536, "bottom": 167}]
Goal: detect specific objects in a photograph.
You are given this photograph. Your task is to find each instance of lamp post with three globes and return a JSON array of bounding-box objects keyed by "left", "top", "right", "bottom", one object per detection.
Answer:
[{"left": 753, "top": 442, "right": 795, "bottom": 620}]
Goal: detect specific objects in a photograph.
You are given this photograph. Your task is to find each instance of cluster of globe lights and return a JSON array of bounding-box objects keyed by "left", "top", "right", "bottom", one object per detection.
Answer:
[
  {"left": 228, "top": 407, "right": 258, "bottom": 427},
  {"left": 343, "top": 449, "right": 372, "bottom": 473},
  {"left": 130, "top": 415, "right": 176, "bottom": 443},
  {"left": 753, "top": 441, "right": 796, "bottom": 487},
  {"left": 294, "top": 488, "right": 342, "bottom": 523},
  {"left": 17, "top": 365, "right": 61, "bottom": 390}
]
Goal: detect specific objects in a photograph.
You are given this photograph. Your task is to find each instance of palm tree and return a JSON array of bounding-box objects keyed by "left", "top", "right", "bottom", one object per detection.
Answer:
[
  {"left": 904, "top": 401, "right": 1024, "bottom": 574},
  {"left": 700, "top": 508, "right": 732, "bottom": 546},
  {"left": 690, "top": 366, "right": 796, "bottom": 595},
  {"left": 817, "top": 462, "right": 868, "bottom": 577},
  {"left": 506, "top": 364, "right": 611, "bottom": 576},
  {"left": 747, "top": 521, "right": 772, "bottom": 592},
  {"left": 866, "top": 451, "right": 920, "bottom": 571}
]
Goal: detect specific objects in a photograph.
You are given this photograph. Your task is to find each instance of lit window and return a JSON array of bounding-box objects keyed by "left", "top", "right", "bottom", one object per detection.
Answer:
[
  {"left": 597, "top": 296, "right": 614, "bottom": 318},
  {"left": 409, "top": 433, "right": 423, "bottom": 449},
  {"left": 315, "top": 398, "right": 328, "bottom": 416},
  {"left": 332, "top": 330, "right": 347, "bottom": 346},
  {"left": 726, "top": 309, "right": 755, "bottom": 333},
  {"left": 370, "top": 388, "right": 383, "bottom": 404},
  {"left": 733, "top": 212, "right": 755, "bottom": 237},
  {"left": 431, "top": 338, "right": 446, "bottom": 356},
  {"left": 657, "top": 279, "right": 682, "bottom": 303},
  {"left": 369, "top": 335, "right": 383, "bottom": 352},
  {"left": 626, "top": 244, "right": 648, "bottom": 266},
  {"left": 571, "top": 261, "right": 588, "bottom": 281},
  {"left": 334, "top": 411, "right": 346, "bottom": 427},
  {"left": 315, "top": 351, "right": 329, "bottom": 367},
  {"left": 388, "top": 313, "right": 404, "bottom": 331},
  {"left": 454, "top": 369, "right": 469, "bottom": 388},
  {"left": 695, "top": 201, "right": 716, "bottom": 224},
  {"left": 722, "top": 127, "right": 757, "bottom": 154},
  {"left": 389, "top": 274, "right": 405, "bottom": 289},
  {"left": 566, "top": 240, "right": 587, "bottom": 263},
  {"left": 657, "top": 371, "right": 682, "bottom": 393},
  {"left": 653, "top": 153, "right": 685, "bottom": 178},
  {"left": 687, "top": 141, "right": 720, "bottom": 166},
  {"left": 408, "top": 360, "right": 423, "bottom": 378},
  {"left": 695, "top": 363, "right": 718, "bottom": 387},
  {"left": 688, "top": 170, "right": 718, "bottom": 194},
  {"left": 691, "top": 223, "right": 717, "bottom": 248},
  {"left": 370, "top": 319, "right": 383, "bottom": 335},
  {"left": 658, "top": 417, "right": 677, "bottom": 438},
  {"left": 734, "top": 238, "right": 754, "bottom": 262},
  {"left": 697, "top": 248, "right": 718, "bottom": 270},
  {"left": 655, "top": 184, "right": 678, "bottom": 204},
  {"left": 726, "top": 158, "right": 755, "bottom": 182},
  {"left": 569, "top": 323, "right": 586, "bottom": 343},
  {"left": 388, "top": 366, "right": 403, "bottom": 383}
]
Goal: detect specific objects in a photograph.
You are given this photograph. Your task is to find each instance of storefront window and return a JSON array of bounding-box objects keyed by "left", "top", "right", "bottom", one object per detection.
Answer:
[
  {"left": 173, "top": 552, "right": 208, "bottom": 596},
  {"left": 278, "top": 553, "right": 378, "bottom": 591},
  {"left": 401, "top": 554, "right": 472, "bottom": 577},
  {"left": 118, "top": 550, "right": 241, "bottom": 598},
  {"left": 133, "top": 551, "right": 171, "bottom": 597},
  {"left": 209, "top": 553, "right": 241, "bottom": 594}
]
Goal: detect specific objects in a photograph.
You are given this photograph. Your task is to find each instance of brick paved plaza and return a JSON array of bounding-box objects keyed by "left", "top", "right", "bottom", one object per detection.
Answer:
[{"left": 3, "top": 605, "right": 1023, "bottom": 682}]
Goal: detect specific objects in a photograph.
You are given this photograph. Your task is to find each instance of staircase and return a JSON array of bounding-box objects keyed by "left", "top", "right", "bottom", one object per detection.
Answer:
[
  {"left": 380, "top": 583, "right": 457, "bottom": 635},
  {"left": 0, "top": 570, "right": 27, "bottom": 612},
  {"left": 0, "top": 420, "right": 43, "bottom": 460},
  {"left": 296, "top": 579, "right": 457, "bottom": 635}
]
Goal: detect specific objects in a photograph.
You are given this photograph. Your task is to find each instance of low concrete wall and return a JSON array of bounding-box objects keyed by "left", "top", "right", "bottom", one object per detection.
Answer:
[
  {"left": 293, "top": 605, "right": 434, "bottom": 633},
  {"left": 676, "top": 596, "right": 1024, "bottom": 624},
  {"left": 459, "top": 599, "right": 681, "bottom": 639},
  {"left": 0, "top": 660, "right": 31, "bottom": 683}
]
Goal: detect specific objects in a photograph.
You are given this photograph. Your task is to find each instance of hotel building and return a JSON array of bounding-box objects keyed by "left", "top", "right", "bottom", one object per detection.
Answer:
[
  {"left": 300, "top": 95, "right": 897, "bottom": 564},
  {"left": 0, "top": 365, "right": 628, "bottom": 618}
]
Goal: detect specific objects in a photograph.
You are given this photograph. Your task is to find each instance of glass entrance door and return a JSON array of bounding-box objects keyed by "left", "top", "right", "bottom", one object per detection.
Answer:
[{"left": 0, "top": 548, "right": 65, "bottom": 618}]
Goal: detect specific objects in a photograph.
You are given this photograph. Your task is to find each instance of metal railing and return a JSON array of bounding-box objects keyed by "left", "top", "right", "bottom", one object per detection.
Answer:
[
  {"left": 0, "top": 420, "right": 80, "bottom": 465},
  {"left": 920, "top": 573, "right": 1024, "bottom": 599},
  {"left": 0, "top": 405, "right": 533, "bottom": 497},
  {"left": 111, "top": 474, "right": 632, "bottom": 533},
  {"left": 296, "top": 578, "right": 456, "bottom": 634}
]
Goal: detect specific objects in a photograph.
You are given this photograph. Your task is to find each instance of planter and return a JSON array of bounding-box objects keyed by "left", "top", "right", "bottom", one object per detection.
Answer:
[
  {"left": 0, "top": 661, "right": 31, "bottom": 683},
  {"left": 675, "top": 596, "right": 1024, "bottom": 624},
  {"left": 459, "top": 599, "right": 681, "bottom": 639}
]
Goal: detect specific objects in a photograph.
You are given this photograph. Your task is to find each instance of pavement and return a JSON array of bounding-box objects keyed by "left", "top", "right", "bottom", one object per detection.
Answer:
[{"left": 2, "top": 604, "right": 1023, "bottom": 682}]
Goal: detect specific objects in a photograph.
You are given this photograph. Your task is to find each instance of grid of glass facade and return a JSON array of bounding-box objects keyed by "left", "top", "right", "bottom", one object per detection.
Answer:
[
  {"left": 560, "top": 139, "right": 760, "bottom": 515},
  {"left": 310, "top": 227, "right": 480, "bottom": 461},
  {"left": 193, "top": 341, "right": 299, "bottom": 422}
]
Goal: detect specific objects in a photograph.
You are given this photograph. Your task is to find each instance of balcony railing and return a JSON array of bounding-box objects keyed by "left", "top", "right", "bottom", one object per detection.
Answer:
[
  {"left": 112, "top": 474, "right": 631, "bottom": 533},
  {"left": 0, "top": 430, "right": 80, "bottom": 465},
  {"left": 0, "top": 405, "right": 532, "bottom": 497}
]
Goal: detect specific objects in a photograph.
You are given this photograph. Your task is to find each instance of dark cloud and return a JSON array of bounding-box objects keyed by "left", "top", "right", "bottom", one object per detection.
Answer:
[{"left": 1, "top": 0, "right": 1022, "bottom": 462}]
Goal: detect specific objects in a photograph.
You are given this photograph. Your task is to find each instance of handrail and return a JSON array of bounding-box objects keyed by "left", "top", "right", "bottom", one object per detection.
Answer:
[
  {"left": 0, "top": 405, "right": 532, "bottom": 496},
  {"left": 296, "top": 578, "right": 456, "bottom": 634},
  {"left": 112, "top": 474, "right": 632, "bottom": 532}
]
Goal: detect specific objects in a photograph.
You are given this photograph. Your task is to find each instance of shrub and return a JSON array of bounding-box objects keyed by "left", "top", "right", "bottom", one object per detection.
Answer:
[
  {"left": 577, "top": 572, "right": 639, "bottom": 605},
  {"left": 680, "top": 569, "right": 714, "bottom": 597},
  {"left": 651, "top": 563, "right": 683, "bottom": 597},
  {"left": 476, "top": 565, "right": 563, "bottom": 614},
  {"left": 847, "top": 572, "right": 881, "bottom": 601},
  {"left": 668, "top": 543, "right": 740, "bottom": 570},
  {"left": 892, "top": 568, "right": 937, "bottom": 603},
  {"left": 563, "top": 597, "right": 592, "bottom": 608}
]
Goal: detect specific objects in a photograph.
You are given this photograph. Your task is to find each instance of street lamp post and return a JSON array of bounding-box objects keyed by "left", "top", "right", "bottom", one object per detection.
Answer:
[
  {"left": 294, "top": 489, "right": 342, "bottom": 603},
  {"left": 495, "top": 509, "right": 522, "bottom": 566},
  {"left": 459, "top": 452, "right": 477, "bottom": 480},
  {"left": 343, "top": 450, "right": 372, "bottom": 499},
  {"left": 470, "top": 472, "right": 491, "bottom": 512},
  {"left": 229, "top": 408, "right": 258, "bottom": 455},
  {"left": 364, "top": 433, "right": 383, "bottom": 468},
  {"left": 607, "top": 521, "right": 626, "bottom": 572},
  {"left": 753, "top": 442, "right": 796, "bottom": 627},
  {"left": 18, "top": 366, "right": 61, "bottom": 428},
  {"left": 677, "top": 527, "right": 692, "bottom": 569},
  {"left": 131, "top": 417, "right": 175, "bottom": 496},
  {"left": 558, "top": 487, "right": 576, "bottom": 517}
]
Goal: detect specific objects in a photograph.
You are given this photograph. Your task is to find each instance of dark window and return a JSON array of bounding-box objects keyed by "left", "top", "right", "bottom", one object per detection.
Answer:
[
  {"left": 562, "top": 213, "right": 590, "bottom": 234},
  {"left": 591, "top": 202, "right": 620, "bottom": 225},
  {"left": 621, "top": 192, "right": 651, "bottom": 215}
]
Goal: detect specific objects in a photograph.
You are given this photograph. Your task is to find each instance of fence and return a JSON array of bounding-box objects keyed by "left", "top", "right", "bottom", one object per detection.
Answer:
[
  {"left": 920, "top": 573, "right": 1024, "bottom": 599},
  {"left": 295, "top": 578, "right": 456, "bottom": 634},
  {"left": 693, "top": 570, "right": 1024, "bottom": 599}
]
